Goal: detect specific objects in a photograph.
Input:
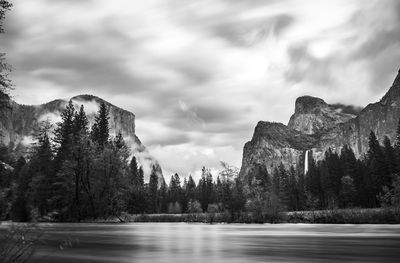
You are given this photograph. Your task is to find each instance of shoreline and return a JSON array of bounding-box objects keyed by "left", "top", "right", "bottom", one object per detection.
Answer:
[{"left": 3, "top": 207, "right": 399, "bottom": 225}]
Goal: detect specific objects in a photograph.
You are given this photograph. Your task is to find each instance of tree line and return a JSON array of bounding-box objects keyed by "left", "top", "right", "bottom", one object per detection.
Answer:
[
  {"left": 243, "top": 125, "right": 400, "bottom": 214},
  {"left": 0, "top": 101, "right": 248, "bottom": 221},
  {"left": 1, "top": 100, "right": 400, "bottom": 222}
]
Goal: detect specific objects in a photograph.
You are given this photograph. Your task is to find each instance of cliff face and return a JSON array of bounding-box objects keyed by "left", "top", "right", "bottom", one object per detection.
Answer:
[
  {"left": 314, "top": 69, "right": 400, "bottom": 159},
  {"left": 0, "top": 94, "right": 163, "bottom": 181},
  {"left": 288, "top": 96, "right": 357, "bottom": 135},
  {"left": 240, "top": 121, "right": 316, "bottom": 182},
  {"left": 240, "top": 68, "right": 400, "bottom": 179}
]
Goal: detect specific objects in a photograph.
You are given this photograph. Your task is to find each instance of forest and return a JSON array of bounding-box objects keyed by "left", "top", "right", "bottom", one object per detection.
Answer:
[{"left": 0, "top": 99, "right": 400, "bottom": 222}]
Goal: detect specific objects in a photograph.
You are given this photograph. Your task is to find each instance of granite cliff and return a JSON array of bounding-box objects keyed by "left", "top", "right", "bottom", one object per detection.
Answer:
[
  {"left": 0, "top": 94, "right": 163, "bottom": 181},
  {"left": 240, "top": 68, "right": 400, "bottom": 180}
]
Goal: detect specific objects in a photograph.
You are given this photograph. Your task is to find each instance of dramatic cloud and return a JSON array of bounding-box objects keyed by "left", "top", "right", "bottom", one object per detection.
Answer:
[{"left": 1, "top": 0, "right": 399, "bottom": 178}]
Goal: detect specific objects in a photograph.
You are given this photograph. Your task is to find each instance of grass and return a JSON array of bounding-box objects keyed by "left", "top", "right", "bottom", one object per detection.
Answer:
[
  {"left": 285, "top": 207, "right": 400, "bottom": 224},
  {"left": 84, "top": 207, "right": 400, "bottom": 224}
]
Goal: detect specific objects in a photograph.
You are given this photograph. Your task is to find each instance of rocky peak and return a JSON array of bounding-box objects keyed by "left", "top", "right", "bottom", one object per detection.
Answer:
[
  {"left": 288, "top": 96, "right": 356, "bottom": 135},
  {"left": 240, "top": 67, "right": 400, "bottom": 181},
  {"left": 294, "top": 96, "right": 327, "bottom": 114},
  {"left": 380, "top": 69, "right": 400, "bottom": 105}
]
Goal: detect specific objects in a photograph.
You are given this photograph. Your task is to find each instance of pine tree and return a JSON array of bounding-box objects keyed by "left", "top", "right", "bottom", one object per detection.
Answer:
[
  {"left": 9, "top": 158, "right": 31, "bottom": 221},
  {"left": 168, "top": 173, "right": 181, "bottom": 204},
  {"left": 287, "top": 166, "right": 298, "bottom": 211},
  {"left": 138, "top": 166, "right": 145, "bottom": 188},
  {"left": 91, "top": 102, "right": 110, "bottom": 148},
  {"left": 230, "top": 178, "right": 246, "bottom": 217},
  {"left": 340, "top": 145, "right": 362, "bottom": 207},
  {"left": 382, "top": 136, "right": 396, "bottom": 186},
  {"left": 148, "top": 165, "right": 159, "bottom": 213},
  {"left": 69, "top": 105, "right": 90, "bottom": 219},
  {"left": 304, "top": 154, "right": 322, "bottom": 209},
  {"left": 320, "top": 148, "right": 342, "bottom": 208},
  {"left": 74, "top": 135, "right": 96, "bottom": 218},
  {"left": 129, "top": 156, "right": 138, "bottom": 187},
  {"left": 180, "top": 177, "right": 189, "bottom": 213},
  {"left": 186, "top": 175, "right": 196, "bottom": 201},
  {"left": 198, "top": 167, "right": 214, "bottom": 212},
  {"left": 367, "top": 131, "right": 385, "bottom": 199},
  {"left": 276, "top": 164, "right": 290, "bottom": 209},
  {"left": 73, "top": 104, "right": 89, "bottom": 138},
  {"left": 127, "top": 164, "right": 146, "bottom": 214},
  {"left": 51, "top": 100, "right": 77, "bottom": 219},
  {"left": 339, "top": 175, "right": 356, "bottom": 208},
  {"left": 221, "top": 178, "right": 232, "bottom": 211},
  {"left": 215, "top": 176, "right": 222, "bottom": 204},
  {"left": 158, "top": 178, "right": 168, "bottom": 213},
  {"left": 54, "top": 100, "right": 76, "bottom": 171},
  {"left": 93, "top": 142, "right": 129, "bottom": 218},
  {"left": 30, "top": 124, "right": 54, "bottom": 216}
]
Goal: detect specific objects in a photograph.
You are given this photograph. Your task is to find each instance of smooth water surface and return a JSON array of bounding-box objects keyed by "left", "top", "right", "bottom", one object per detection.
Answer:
[{"left": 7, "top": 223, "right": 400, "bottom": 262}]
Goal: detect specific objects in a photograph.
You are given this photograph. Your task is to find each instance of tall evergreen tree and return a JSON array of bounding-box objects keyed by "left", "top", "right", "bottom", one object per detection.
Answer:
[
  {"left": 129, "top": 156, "right": 138, "bottom": 186},
  {"left": 320, "top": 149, "right": 342, "bottom": 208},
  {"left": 186, "top": 175, "right": 196, "bottom": 201},
  {"left": 382, "top": 136, "right": 396, "bottom": 186},
  {"left": 198, "top": 167, "right": 214, "bottom": 212},
  {"left": 54, "top": 100, "right": 76, "bottom": 171},
  {"left": 230, "top": 178, "right": 246, "bottom": 217},
  {"left": 91, "top": 102, "right": 110, "bottom": 147},
  {"left": 168, "top": 173, "right": 181, "bottom": 204},
  {"left": 277, "top": 163, "right": 290, "bottom": 209},
  {"left": 148, "top": 165, "right": 159, "bottom": 213},
  {"left": 287, "top": 166, "right": 298, "bottom": 211},
  {"left": 158, "top": 178, "right": 168, "bottom": 213},
  {"left": 340, "top": 145, "right": 363, "bottom": 206},
  {"left": 30, "top": 124, "right": 54, "bottom": 216},
  {"left": 367, "top": 131, "right": 385, "bottom": 200},
  {"left": 305, "top": 154, "right": 322, "bottom": 209},
  {"left": 73, "top": 105, "right": 89, "bottom": 138},
  {"left": 138, "top": 166, "right": 145, "bottom": 188},
  {"left": 70, "top": 105, "right": 90, "bottom": 219},
  {"left": 180, "top": 177, "right": 189, "bottom": 213}
]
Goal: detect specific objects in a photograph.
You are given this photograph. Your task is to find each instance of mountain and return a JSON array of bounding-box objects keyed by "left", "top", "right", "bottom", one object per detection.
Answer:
[
  {"left": 0, "top": 94, "right": 163, "bottom": 181},
  {"left": 239, "top": 68, "right": 400, "bottom": 180},
  {"left": 288, "top": 96, "right": 359, "bottom": 135}
]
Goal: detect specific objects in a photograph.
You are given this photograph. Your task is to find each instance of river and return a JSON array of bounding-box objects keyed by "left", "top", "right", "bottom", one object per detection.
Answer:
[{"left": 5, "top": 223, "right": 400, "bottom": 262}]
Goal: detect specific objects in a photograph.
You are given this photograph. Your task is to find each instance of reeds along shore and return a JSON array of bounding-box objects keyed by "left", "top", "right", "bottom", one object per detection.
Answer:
[{"left": 78, "top": 207, "right": 400, "bottom": 224}]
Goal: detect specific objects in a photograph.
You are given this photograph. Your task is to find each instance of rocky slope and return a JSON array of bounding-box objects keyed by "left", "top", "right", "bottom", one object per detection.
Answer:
[
  {"left": 240, "top": 68, "right": 400, "bottom": 180},
  {"left": 288, "top": 96, "right": 358, "bottom": 135},
  {"left": 0, "top": 94, "right": 163, "bottom": 181}
]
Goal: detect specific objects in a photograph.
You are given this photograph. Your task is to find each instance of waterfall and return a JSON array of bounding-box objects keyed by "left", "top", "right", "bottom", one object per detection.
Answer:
[{"left": 304, "top": 150, "right": 309, "bottom": 175}]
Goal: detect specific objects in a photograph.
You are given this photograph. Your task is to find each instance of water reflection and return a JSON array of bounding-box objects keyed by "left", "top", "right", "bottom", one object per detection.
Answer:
[{"left": 8, "top": 223, "right": 400, "bottom": 262}]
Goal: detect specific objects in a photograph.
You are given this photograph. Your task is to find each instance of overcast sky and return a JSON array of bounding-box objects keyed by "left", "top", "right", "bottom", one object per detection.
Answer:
[{"left": 1, "top": 0, "right": 400, "bottom": 178}]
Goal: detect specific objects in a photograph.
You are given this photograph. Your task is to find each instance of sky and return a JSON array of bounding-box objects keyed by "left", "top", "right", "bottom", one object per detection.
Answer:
[{"left": 1, "top": 0, "right": 400, "bottom": 178}]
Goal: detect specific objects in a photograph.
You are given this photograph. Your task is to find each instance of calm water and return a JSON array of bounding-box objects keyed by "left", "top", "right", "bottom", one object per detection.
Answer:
[{"left": 6, "top": 223, "right": 400, "bottom": 262}]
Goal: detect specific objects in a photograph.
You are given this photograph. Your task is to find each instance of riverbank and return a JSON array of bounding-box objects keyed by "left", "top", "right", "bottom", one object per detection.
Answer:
[{"left": 77, "top": 207, "right": 400, "bottom": 224}]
